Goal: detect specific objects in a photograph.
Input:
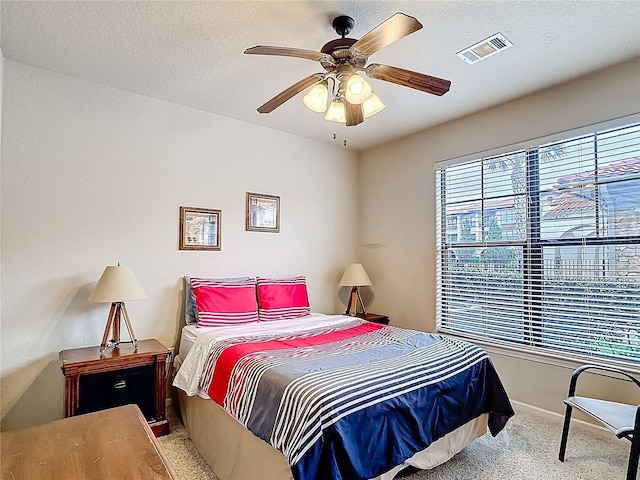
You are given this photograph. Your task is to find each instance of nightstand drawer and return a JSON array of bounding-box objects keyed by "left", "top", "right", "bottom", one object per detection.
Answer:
[{"left": 78, "top": 365, "right": 156, "bottom": 419}]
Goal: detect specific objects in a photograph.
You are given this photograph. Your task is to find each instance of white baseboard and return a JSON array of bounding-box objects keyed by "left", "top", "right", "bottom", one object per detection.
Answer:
[{"left": 511, "top": 400, "right": 614, "bottom": 438}]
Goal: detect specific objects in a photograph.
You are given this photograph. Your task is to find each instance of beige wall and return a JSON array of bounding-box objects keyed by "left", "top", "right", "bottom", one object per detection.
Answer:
[
  {"left": 1, "top": 52, "right": 3, "bottom": 288},
  {"left": 358, "top": 57, "right": 640, "bottom": 414},
  {"left": 0, "top": 61, "right": 359, "bottom": 431}
]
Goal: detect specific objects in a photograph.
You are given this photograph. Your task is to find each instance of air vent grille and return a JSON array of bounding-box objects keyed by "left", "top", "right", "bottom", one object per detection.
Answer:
[
  {"left": 490, "top": 37, "right": 508, "bottom": 50},
  {"left": 462, "top": 51, "right": 479, "bottom": 63},
  {"left": 457, "top": 33, "right": 513, "bottom": 65}
]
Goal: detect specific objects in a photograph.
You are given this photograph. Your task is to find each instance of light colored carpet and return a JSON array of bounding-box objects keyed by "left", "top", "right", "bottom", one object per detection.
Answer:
[{"left": 158, "top": 406, "right": 633, "bottom": 480}]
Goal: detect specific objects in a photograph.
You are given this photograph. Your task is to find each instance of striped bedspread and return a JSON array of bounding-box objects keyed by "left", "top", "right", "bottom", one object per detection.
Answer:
[{"left": 174, "top": 315, "right": 514, "bottom": 480}]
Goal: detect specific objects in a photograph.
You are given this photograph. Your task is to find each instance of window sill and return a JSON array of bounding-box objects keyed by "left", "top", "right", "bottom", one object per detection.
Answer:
[{"left": 440, "top": 332, "right": 640, "bottom": 377}]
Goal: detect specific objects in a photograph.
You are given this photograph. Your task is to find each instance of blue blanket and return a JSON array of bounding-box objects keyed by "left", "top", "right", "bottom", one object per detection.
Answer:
[{"left": 200, "top": 319, "right": 514, "bottom": 480}]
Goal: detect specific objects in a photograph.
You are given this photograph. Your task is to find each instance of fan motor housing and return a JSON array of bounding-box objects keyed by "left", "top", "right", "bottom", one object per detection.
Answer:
[
  {"left": 320, "top": 38, "right": 366, "bottom": 68},
  {"left": 320, "top": 37, "right": 356, "bottom": 55}
]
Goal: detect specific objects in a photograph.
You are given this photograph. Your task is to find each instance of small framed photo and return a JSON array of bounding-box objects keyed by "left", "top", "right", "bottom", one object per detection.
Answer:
[
  {"left": 179, "top": 206, "right": 222, "bottom": 250},
  {"left": 246, "top": 192, "right": 280, "bottom": 233}
]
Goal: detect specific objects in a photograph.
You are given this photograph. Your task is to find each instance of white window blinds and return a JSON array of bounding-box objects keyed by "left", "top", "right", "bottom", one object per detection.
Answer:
[{"left": 436, "top": 122, "right": 640, "bottom": 367}]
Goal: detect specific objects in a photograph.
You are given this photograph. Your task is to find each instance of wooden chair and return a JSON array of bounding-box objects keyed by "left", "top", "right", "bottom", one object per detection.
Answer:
[{"left": 558, "top": 364, "right": 640, "bottom": 480}]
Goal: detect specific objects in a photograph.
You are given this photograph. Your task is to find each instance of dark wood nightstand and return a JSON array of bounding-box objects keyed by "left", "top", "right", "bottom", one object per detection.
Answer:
[
  {"left": 355, "top": 312, "right": 390, "bottom": 325},
  {"left": 60, "top": 339, "right": 170, "bottom": 436}
]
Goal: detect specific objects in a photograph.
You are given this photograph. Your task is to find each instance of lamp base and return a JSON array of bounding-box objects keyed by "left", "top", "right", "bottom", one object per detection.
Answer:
[
  {"left": 100, "top": 302, "right": 138, "bottom": 354},
  {"left": 344, "top": 286, "right": 367, "bottom": 316}
]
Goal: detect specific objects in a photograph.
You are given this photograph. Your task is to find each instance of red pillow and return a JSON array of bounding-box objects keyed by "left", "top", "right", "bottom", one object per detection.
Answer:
[
  {"left": 191, "top": 277, "right": 258, "bottom": 327},
  {"left": 257, "top": 276, "right": 311, "bottom": 321}
]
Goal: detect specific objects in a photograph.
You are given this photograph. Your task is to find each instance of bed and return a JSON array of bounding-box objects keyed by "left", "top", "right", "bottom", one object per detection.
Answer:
[{"left": 172, "top": 276, "right": 514, "bottom": 480}]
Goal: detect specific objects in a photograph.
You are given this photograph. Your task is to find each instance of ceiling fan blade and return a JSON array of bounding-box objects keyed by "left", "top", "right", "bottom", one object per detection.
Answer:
[
  {"left": 350, "top": 13, "right": 422, "bottom": 58},
  {"left": 257, "top": 73, "right": 325, "bottom": 113},
  {"left": 366, "top": 64, "right": 451, "bottom": 96},
  {"left": 345, "top": 101, "right": 364, "bottom": 127},
  {"left": 245, "top": 46, "right": 334, "bottom": 65}
]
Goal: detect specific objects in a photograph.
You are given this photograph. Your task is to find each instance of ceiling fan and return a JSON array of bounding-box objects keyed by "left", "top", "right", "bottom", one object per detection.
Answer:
[{"left": 244, "top": 12, "right": 451, "bottom": 127}]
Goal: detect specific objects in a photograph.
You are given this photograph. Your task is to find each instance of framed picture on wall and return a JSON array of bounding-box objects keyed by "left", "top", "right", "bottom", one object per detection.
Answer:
[
  {"left": 246, "top": 192, "right": 280, "bottom": 233},
  {"left": 179, "top": 206, "right": 222, "bottom": 250}
]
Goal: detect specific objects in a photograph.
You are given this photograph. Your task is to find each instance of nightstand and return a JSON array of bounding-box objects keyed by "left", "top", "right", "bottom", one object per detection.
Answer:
[
  {"left": 60, "top": 339, "right": 170, "bottom": 436},
  {"left": 355, "top": 312, "right": 390, "bottom": 325}
]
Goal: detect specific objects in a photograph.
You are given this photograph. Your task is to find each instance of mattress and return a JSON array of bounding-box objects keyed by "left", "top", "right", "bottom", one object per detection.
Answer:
[{"left": 178, "top": 323, "right": 200, "bottom": 359}]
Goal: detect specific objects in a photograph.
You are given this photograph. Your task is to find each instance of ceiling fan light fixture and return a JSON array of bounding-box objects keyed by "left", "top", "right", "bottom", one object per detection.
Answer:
[
  {"left": 345, "top": 73, "right": 373, "bottom": 105},
  {"left": 324, "top": 99, "right": 346, "bottom": 123},
  {"left": 362, "top": 93, "right": 385, "bottom": 118},
  {"left": 245, "top": 13, "right": 451, "bottom": 126},
  {"left": 303, "top": 81, "right": 329, "bottom": 112}
]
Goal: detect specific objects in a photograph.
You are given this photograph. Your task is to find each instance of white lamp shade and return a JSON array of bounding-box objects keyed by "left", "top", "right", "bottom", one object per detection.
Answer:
[
  {"left": 345, "top": 73, "right": 373, "bottom": 105},
  {"left": 88, "top": 265, "right": 147, "bottom": 303},
  {"left": 339, "top": 263, "right": 372, "bottom": 287},
  {"left": 362, "top": 93, "right": 386, "bottom": 118},
  {"left": 303, "top": 81, "right": 329, "bottom": 113},
  {"left": 324, "top": 100, "right": 346, "bottom": 123}
]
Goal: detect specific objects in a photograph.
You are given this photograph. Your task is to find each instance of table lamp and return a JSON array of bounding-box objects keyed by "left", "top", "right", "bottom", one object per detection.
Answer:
[
  {"left": 88, "top": 264, "right": 147, "bottom": 352},
  {"left": 338, "top": 263, "right": 372, "bottom": 316}
]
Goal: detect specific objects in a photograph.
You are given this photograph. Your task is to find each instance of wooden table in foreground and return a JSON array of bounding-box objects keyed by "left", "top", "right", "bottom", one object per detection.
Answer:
[{"left": 1, "top": 404, "right": 177, "bottom": 480}]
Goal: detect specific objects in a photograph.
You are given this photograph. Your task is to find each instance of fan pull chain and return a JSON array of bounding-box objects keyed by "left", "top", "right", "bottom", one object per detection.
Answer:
[
  {"left": 343, "top": 122, "right": 347, "bottom": 147},
  {"left": 331, "top": 129, "right": 347, "bottom": 147}
]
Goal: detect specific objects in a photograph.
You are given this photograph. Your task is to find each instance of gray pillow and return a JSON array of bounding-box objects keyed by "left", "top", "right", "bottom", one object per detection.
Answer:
[
  {"left": 184, "top": 276, "right": 197, "bottom": 325},
  {"left": 184, "top": 276, "right": 253, "bottom": 325}
]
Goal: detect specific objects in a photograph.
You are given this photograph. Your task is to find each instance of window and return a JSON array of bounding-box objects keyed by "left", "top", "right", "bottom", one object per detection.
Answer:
[
  {"left": 500, "top": 208, "right": 515, "bottom": 226},
  {"left": 436, "top": 122, "right": 640, "bottom": 367}
]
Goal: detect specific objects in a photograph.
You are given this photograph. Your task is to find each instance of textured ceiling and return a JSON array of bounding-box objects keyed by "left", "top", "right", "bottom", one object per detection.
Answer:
[{"left": 2, "top": 1, "right": 640, "bottom": 151}]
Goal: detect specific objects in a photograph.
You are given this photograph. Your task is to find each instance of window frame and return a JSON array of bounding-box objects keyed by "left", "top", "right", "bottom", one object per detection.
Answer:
[{"left": 435, "top": 116, "right": 640, "bottom": 372}]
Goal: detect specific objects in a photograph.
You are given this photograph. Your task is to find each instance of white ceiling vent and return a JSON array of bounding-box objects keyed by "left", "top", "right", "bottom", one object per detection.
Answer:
[{"left": 456, "top": 33, "right": 513, "bottom": 65}]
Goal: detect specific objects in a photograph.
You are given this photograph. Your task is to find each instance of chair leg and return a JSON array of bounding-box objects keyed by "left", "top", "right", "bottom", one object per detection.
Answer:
[
  {"left": 559, "top": 404, "right": 573, "bottom": 462},
  {"left": 628, "top": 434, "right": 639, "bottom": 480}
]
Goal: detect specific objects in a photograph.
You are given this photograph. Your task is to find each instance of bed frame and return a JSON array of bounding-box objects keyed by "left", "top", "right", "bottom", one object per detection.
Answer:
[{"left": 175, "top": 384, "right": 488, "bottom": 480}]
